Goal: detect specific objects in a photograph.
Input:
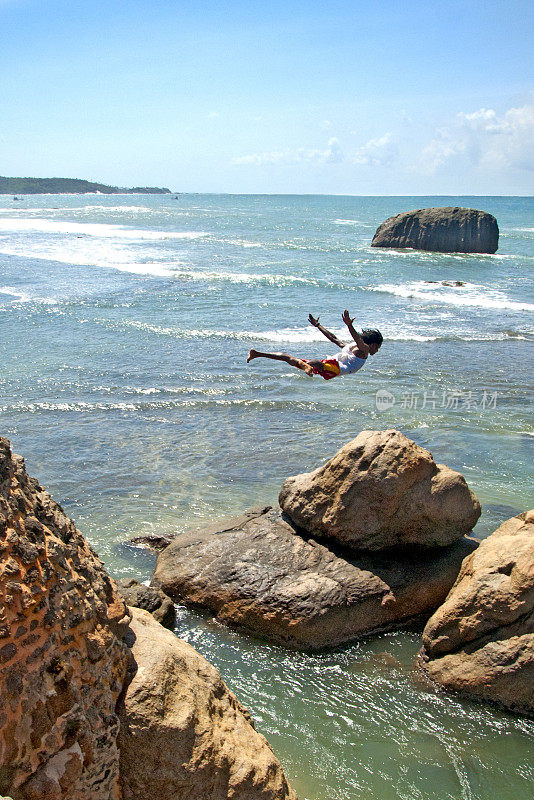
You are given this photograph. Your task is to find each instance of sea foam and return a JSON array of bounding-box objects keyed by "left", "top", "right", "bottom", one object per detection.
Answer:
[
  {"left": 370, "top": 281, "right": 534, "bottom": 313},
  {"left": 0, "top": 217, "right": 208, "bottom": 240}
]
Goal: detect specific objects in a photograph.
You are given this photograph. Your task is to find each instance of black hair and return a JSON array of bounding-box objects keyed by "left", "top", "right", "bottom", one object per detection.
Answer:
[{"left": 361, "top": 328, "right": 383, "bottom": 346}]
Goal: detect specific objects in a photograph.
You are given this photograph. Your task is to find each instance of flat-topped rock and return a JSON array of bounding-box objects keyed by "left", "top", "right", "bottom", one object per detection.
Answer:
[
  {"left": 279, "top": 430, "right": 481, "bottom": 551},
  {"left": 419, "top": 511, "right": 534, "bottom": 715},
  {"left": 371, "top": 207, "right": 499, "bottom": 253},
  {"left": 152, "top": 507, "right": 478, "bottom": 650}
]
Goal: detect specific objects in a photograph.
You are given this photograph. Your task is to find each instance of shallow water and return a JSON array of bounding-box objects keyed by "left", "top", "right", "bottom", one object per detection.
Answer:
[{"left": 1, "top": 193, "right": 533, "bottom": 798}]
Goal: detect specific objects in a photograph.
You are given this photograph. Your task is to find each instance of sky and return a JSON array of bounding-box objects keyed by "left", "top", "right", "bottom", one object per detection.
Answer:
[{"left": 1, "top": 0, "right": 533, "bottom": 194}]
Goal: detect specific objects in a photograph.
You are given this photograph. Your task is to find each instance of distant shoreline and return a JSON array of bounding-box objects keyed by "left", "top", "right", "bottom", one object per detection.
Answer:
[{"left": 0, "top": 176, "right": 172, "bottom": 194}]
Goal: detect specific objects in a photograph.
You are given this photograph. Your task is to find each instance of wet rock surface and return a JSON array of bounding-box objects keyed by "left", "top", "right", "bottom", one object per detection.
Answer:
[
  {"left": 128, "top": 534, "right": 174, "bottom": 552},
  {"left": 116, "top": 578, "right": 176, "bottom": 630},
  {"left": 152, "top": 506, "right": 478, "bottom": 650}
]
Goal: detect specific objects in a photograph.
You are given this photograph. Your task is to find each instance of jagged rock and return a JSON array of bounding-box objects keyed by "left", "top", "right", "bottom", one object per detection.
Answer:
[
  {"left": 128, "top": 534, "right": 173, "bottom": 552},
  {"left": 116, "top": 578, "right": 176, "bottom": 630},
  {"left": 419, "top": 511, "right": 534, "bottom": 715},
  {"left": 371, "top": 206, "right": 499, "bottom": 253},
  {"left": 152, "top": 506, "right": 478, "bottom": 650},
  {"left": 0, "top": 437, "right": 131, "bottom": 800},
  {"left": 118, "top": 608, "right": 298, "bottom": 800},
  {"left": 279, "top": 430, "right": 480, "bottom": 551}
]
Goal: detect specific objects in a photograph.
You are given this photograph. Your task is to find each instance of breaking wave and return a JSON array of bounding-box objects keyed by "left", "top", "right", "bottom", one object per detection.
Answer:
[{"left": 370, "top": 281, "right": 534, "bottom": 312}]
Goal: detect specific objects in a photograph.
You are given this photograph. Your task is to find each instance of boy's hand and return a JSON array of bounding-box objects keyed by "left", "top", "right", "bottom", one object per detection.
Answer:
[
  {"left": 342, "top": 310, "right": 355, "bottom": 326},
  {"left": 308, "top": 313, "right": 320, "bottom": 327}
]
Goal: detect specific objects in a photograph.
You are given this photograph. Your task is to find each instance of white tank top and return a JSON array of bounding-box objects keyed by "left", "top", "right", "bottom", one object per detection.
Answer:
[{"left": 332, "top": 344, "right": 367, "bottom": 375}]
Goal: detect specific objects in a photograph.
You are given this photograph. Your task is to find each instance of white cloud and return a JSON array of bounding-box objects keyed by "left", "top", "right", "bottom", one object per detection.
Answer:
[
  {"left": 352, "top": 133, "right": 396, "bottom": 166},
  {"left": 232, "top": 137, "right": 344, "bottom": 166},
  {"left": 421, "top": 104, "right": 534, "bottom": 173}
]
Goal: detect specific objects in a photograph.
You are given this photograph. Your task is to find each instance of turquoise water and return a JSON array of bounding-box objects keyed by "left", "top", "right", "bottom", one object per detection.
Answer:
[{"left": 1, "top": 194, "right": 533, "bottom": 798}]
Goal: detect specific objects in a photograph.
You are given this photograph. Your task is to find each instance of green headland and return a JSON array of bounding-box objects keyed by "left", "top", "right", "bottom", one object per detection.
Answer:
[{"left": 0, "top": 176, "right": 171, "bottom": 194}]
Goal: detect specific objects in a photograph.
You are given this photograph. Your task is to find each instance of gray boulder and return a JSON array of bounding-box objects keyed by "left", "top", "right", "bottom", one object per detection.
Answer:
[
  {"left": 128, "top": 534, "right": 174, "bottom": 552},
  {"left": 152, "top": 506, "right": 478, "bottom": 650},
  {"left": 371, "top": 206, "right": 498, "bottom": 253},
  {"left": 117, "top": 578, "right": 176, "bottom": 630}
]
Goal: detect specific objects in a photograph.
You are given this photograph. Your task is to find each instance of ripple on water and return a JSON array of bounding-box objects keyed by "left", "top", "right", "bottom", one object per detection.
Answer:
[{"left": 170, "top": 607, "right": 534, "bottom": 800}]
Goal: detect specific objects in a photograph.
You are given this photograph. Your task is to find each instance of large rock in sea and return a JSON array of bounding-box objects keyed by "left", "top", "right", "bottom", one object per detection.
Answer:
[
  {"left": 279, "top": 430, "right": 481, "bottom": 551},
  {"left": 119, "top": 607, "right": 298, "bottom": 800},
  {"left": 371, "top": 206, "right": 499, "bottom": 253},
  {"left": 419, "top": 511, "right": 534, "bottom": 715},
  {"left": 152, "top": 506, "right": 477, "bottom": 650},
  {"left": 0, "top": 437, "right": 131, "bottom": 800}
]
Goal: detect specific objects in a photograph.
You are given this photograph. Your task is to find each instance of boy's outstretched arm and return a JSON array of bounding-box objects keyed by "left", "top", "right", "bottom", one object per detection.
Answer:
[
  {"left": 342, "top": 310, "right": 370, "bottom": 355},
  {"left": 308, "top": 313, "right": 346, "bottom": 348}
]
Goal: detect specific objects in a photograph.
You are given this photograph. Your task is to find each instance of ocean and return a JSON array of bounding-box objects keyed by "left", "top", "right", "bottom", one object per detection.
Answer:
[{"left": 1, "top": 193, "right": 533, "bottom": 799}]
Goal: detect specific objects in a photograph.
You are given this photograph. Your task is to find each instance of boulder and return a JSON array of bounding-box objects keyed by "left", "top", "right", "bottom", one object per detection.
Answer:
[
  {"left": 371, "top": 206, "right": 499, "bottom": 253},
  {"left": 118, "top": 607, "right": 298, "bottom": 800},
  {"left": 128, "top": 534, "right": 174, "bottom": 552},
  {"left": 419, "top": 511, "right": 534, "bottom": 715},
  {"left": 0, "top": 437, "right": 131, "bottom": 800},
  {"left": 152, "top": 506, "right": 478, "bottom": 650},
  {"left": 279, "top": 430, "right": 480, "bottom": 551},
  {"left": 116, "top": 578, "right": 176, "bottom": 630}
]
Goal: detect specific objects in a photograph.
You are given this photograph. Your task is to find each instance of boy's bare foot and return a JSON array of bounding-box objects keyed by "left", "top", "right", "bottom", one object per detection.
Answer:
[{"left": 247, "top": 349, "right": 259, "bottom": 363}]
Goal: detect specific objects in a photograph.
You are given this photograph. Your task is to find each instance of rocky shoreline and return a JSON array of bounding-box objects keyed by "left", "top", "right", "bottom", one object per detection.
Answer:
[{"left": 1, "top": 430, "right": 532, "bottom": 799}]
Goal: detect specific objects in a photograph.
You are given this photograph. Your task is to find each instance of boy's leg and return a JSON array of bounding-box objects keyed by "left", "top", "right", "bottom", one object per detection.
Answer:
[{"left": 247, "top": 349, "right": 314, "bottom": 376}]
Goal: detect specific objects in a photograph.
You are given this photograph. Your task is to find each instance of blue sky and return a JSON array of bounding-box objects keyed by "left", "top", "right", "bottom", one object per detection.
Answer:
[{"left": 1, "top": 0, "right": 533, "bottom": 193}]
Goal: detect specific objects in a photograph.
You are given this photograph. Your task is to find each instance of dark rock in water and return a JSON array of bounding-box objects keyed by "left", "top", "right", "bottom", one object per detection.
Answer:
[
  {"left": 129, "top": 534, "right": 174, "bottom": 552},
  {"left": 371, "top": 207, "right": 499, "bottom": 253},
  {"left": 151, "top": 506, "right": 478, "bottom": 650},
  {"left": 116, "top": 578, "right": 176, "bottom": 630}
]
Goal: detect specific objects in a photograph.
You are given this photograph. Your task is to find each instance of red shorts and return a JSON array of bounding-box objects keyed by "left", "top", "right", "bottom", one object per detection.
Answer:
[{"left": 302, "top": 358, "right": 341, "bottom": 380}]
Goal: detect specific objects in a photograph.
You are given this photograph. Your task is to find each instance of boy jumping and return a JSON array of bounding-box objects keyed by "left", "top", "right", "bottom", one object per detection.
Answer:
[{"left": 247, "top": 310, "right": 383, "bottom": 380}]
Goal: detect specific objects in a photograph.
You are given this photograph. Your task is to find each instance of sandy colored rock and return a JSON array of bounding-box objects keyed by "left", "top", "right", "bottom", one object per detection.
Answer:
[
  {"left": 118, "top": 607, "right": 298, "bottom": 800},
  {"left": 279, "top": 430, "right": 480, "bottom": 551},
  {"left": 419, "top": 511, "right": 534, "bottom": 714},
  {"left": 371, "top": 206, "right": 499, "bottom": 253},
  {"left": 116, "top": 578, "right": 176, "bottom": 629},
  {"left": 0, "top": 437, "right": 131, "bottom": 799},
  {"left": 152, "top": 506, "right": 477, "bottom": 650}
]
